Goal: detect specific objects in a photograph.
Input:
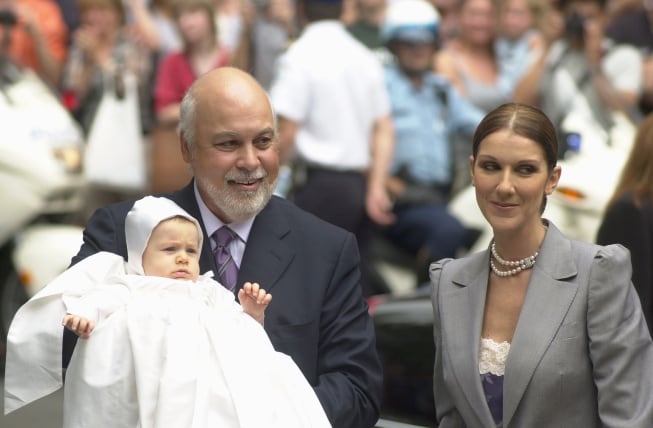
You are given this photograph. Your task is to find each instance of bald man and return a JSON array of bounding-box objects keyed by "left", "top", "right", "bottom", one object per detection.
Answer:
[{"left": 65, "top": 67, "right": 383, "bottom": 428}]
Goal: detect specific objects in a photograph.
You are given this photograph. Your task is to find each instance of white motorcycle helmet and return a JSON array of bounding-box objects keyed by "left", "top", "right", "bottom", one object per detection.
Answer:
[{"left": 380, "top": 0, "right": 441, "bottom": 46}]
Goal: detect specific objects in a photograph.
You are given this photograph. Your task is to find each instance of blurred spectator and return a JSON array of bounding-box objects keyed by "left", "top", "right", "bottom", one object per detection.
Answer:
[
  {"left": 248, "top": 0, "right": 297, "bottom": 89},
  {"left": 347, "top": 0, "right": 390, "bottom": 63},
  {"left": 513, "top": 0, "right": 642, "bottom": 149},
  {"left": 154, "top": 0, "right": 229, "bottom": 125},
  {"left": 63, "top": 0, "right": 155, "bottom": 216},
  {"left": 215, "top": 0, "right": 253, "bottom": 66},
  {"left": 380, "top": 0, "right": 484, "bottom": 285},
  {"left": 606, "top": 0, "right": 653, "bottom": 115},
  {"left": 269, "top": 0, "right": 395, "bottom": 296},
  {"left": 63, "top": 0, "right": 154, "bottom": 134},
  {"left": 0, "top": 0, "right": 68, "bottom": 87},
  {"left": 596, "top": 112, "right": 653, "bottom": 334},
  {"left": 434, "top": 0, "right": 511, "bottom": 113},
  {"left": 429, "top": 0, "right": 459, "bottom": 42},
  {"left": 149, "top": 0, "right": 228, "bottom": 194},
  {"left": 125, "top": 0, "right": 162, "bottom": 52},
  {"left": 495, "top": 0, "right": 548, "bottom": 88},
  {"left": 149, "top": 0, "right": 183, "bottom": 62}
]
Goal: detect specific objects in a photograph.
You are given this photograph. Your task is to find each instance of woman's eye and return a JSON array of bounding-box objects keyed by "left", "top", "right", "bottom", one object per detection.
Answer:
[
  {"left": 517, "top": 165, "right": 536, "bottom": 174},
  {"left": 481, "top": 162, "right": 499, "bottom": 171}
]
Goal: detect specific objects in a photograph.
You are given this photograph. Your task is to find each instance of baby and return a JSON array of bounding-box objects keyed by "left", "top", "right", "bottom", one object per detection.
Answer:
[
  {"left": 5, "top": 196, "right": 331, "bottom": 428},
  {"left": 62, "top": 207, "right": 271, "bottom": 337}
]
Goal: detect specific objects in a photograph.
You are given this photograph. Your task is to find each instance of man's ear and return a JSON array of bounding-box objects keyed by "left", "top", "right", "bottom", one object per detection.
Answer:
[{"left": 180, "top": 135, "right": 192, "bottom": 163}]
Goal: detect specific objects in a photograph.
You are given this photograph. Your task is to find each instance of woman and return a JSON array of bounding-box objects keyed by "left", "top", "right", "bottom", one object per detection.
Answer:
[
  {"left": 63, "top": 0, "right": 156, "bottom": 134},
  {"left": 63, "top": 0, "right": 155, "bottom": 216},
  {"left": 596, "top": 112, "right": 653, "bottom": 335},
  {"left": 494, "top": 0, "right": 548, "bottom": 86},
  {"left": 430, "top": 103, "right": 653, "bottom": 427},
  {"left": 153, "top": 0, "right": 229, "bottom": 125},
  {"left": 434, "top": 0, "right": 510, "bottom": 113}
]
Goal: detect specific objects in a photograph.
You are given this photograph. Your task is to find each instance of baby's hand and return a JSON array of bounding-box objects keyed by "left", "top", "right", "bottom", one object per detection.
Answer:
[
  {"left": 62, "top": 314, "right": 95, "bottom": 339},
  {"left": 238, "top": 282, "right": 272, "bottom": 325},
  {"left": 241, "top": 282, "right": 272, "bottom": 305}
]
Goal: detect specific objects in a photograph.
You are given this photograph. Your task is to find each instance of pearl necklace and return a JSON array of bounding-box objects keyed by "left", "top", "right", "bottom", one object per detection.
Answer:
[{"left": 490, "top": 241, "right": 538, "bottom": 277}]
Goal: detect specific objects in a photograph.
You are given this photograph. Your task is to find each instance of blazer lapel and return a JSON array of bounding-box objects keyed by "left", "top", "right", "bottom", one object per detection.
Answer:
[
  {"left": 169, "top": 188, "right": 294, "bottom": 292},
  {"left": 237, "top": 197, "right": 295, "bottom": 292},
  {"left": 503, "top": 224, "right": 579, "bottom": 427},
  {"left": 443, "top": 251, "right": 497, "bottom": 427}
]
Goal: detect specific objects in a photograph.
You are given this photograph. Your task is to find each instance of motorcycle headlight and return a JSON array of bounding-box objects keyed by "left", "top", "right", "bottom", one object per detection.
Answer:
[{"left": 53, "top": 146, "right": 82, "bottom": 173}]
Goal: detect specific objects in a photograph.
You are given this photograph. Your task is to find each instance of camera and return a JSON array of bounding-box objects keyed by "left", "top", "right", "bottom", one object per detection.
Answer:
[
  {"left": 0, "top": 9, "right": 17, "bottom": 27},
  {"left": 558, "top": 131, "right": 582, "bottom": 159},
  {"left": 564, "top": 10, "right": 585, "bottom": 43}
]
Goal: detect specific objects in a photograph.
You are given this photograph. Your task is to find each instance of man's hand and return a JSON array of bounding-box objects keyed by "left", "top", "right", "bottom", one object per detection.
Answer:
[
  {"left": 62, "top": 314, "right": 95, "bottom": 339},
  {"left": 238, "top": 282, "right": 272, "bottom": 325},
  {"left": 366, "top": 182, "right": 396, "bottom": 226}
]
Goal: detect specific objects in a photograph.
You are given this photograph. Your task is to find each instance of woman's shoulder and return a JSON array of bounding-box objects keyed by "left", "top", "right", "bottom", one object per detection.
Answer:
[
  {"left": 430, "top": 251, "right": 488, "bottom": 279},
  {"left": 566, "top": 235, "right": 630, "bottom": 271},
  {"left": 594, "top": 242, "right": 631, "bottom": 265}
]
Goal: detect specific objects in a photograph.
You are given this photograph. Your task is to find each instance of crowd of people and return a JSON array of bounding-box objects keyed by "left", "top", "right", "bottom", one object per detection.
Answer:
[
  {"left": 3, "top": 0, "right": 653, "bottom": 425},
  {"left": 1, "top": 0, "right": 652, "bottom": 289}
]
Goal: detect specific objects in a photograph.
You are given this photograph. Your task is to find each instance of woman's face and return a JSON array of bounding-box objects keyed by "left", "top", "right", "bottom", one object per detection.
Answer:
[
  {"left": 458, "top": 0, "right": 497, "bottom": 45},
  {"left": 81, "top": 5, "right": 122, "bottom": 34},
  {"left": 500, "top": 0, "right": 533, "bottom": 40},
  {"left": 470, "top": 129, "right": 560, "bottom": 235},
  {"left": 177, "top": 7, "right": 213, "bottom": 45}
]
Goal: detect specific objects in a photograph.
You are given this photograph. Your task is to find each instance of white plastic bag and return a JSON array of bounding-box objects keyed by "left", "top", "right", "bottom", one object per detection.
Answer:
[{"left": 83, "top": 73, "right": 146, "bottom": 192}]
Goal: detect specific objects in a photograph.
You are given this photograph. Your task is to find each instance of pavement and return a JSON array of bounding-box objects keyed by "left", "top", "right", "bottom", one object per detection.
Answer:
[{"left": 0, "top": 374, "right": 63, "bottom": 428}]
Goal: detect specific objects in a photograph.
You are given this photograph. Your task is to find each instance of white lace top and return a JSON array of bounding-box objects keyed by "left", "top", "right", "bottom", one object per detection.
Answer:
[{"left": 479, "top": 338, "right": 511, "bottom": 376}]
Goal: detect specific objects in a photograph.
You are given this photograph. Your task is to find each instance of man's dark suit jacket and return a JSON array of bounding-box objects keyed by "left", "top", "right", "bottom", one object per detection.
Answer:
[{"left": 65, "top": 182, "right": 383, "bottom": 428}]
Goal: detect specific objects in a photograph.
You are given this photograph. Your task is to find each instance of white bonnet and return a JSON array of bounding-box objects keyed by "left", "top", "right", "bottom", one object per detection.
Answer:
[{"left": 125, "top": 196, "right": 203, "bottom": 275}]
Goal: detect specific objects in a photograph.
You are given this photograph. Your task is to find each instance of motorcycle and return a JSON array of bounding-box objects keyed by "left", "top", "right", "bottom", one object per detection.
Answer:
[{"left": 0, "top": 64, "right": 86, "bottom": 340}]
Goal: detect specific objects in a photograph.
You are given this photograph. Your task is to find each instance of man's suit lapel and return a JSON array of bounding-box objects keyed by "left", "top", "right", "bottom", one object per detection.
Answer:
[
  {"left": 503, "top": 224, "right": 579, "bottom": 427},
  {"left": 443, "top": 251, "right": 496, "bottom": 427},
  {"left": 170, "top": 187, "right": 295, "bottom": 292},
  {"left": 238, "top": 197, "right": 294, "bottom": 292}
]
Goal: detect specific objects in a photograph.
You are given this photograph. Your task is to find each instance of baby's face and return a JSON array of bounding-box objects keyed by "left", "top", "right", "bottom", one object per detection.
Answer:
[{"left": 142, "top": 218, "right": 201, "bottom": 280}]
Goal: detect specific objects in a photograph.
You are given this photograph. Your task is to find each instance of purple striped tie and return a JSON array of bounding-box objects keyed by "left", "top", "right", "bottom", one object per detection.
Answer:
[{"left": 212, "top": 226, "right": 238, "bottom": 291}]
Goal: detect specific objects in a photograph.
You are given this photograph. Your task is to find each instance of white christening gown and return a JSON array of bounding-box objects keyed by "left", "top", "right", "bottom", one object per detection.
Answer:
[{"left": 4, "top": 252, "right": 331, "bottom": 428}]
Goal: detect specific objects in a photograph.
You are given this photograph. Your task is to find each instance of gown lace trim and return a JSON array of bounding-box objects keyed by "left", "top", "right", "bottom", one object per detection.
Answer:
[{"left": 479, "top": 337, "right": 510, "bottom": 376}]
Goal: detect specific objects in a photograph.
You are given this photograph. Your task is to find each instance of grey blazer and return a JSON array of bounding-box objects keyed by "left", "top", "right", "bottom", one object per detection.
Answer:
[{"left": 430, "top": 222, "right": 653, "bottom": 428}]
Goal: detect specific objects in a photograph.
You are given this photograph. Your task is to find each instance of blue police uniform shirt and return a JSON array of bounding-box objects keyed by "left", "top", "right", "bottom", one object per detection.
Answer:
[{"left": 385, "top": 65, "right": 484, "bottom": 186}]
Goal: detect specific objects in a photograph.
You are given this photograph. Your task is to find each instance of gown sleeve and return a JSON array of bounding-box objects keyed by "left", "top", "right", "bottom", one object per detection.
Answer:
[{"left": 4, "top": 252, "right": 126, "bottom": 414}]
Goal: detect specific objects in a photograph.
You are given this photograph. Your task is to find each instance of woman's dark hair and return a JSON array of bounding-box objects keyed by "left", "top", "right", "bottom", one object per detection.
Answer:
[
  {"left": 472, "top": 103, "right": 558, "bottom": 173},
  {"left": 607, "top": 112, "right": 653, "bottom": 209}
]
